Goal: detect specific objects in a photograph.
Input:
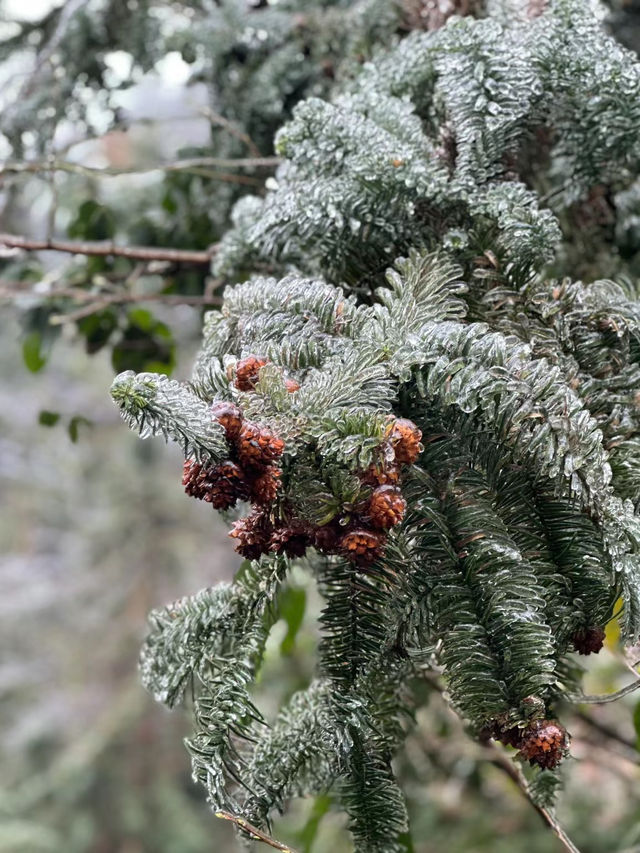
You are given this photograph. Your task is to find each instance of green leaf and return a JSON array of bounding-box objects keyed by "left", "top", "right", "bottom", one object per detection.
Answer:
[
  {"left": 38, "top": 410, "right": 61, "bottom": 427},
  {"left": 68, "top": 200, "right": 115, "bottom": 240},
  {"left": 279, "top": 586, "right": 307, "bottom": 656},
  {"left": 111, "top": 311, "right": 176, "bottom": 375},
  {"left": 77, "top": 309, "right": 118, "bottom": 355},
  {"left": 68, "top": 416, "right": 92, "bottom": 443},
  {"left": 295, "top": 795, "right": 331, "bottom": 853},
  {"left": 22, "top": 331, "right": 47, "bottom": 372}
]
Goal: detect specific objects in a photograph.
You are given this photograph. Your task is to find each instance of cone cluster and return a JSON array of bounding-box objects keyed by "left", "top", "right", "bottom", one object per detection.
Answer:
[
  {"left": 182, "top": 399, "right": 284, "bottom": 512},
  {"left": 229, "top": 416, "right": 421, "bottom": 566},
  {"left": 183, "top": 359, "right": 422, "bottom": 568}
]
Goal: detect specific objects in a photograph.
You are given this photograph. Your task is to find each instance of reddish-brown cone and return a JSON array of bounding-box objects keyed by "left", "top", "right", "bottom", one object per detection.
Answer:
[
  {"left": 340, "top": 528, "right": 385, "bottom": 566},
  {"left": 573, "top": 626, "right": 606, "bottom": 655},
  {"left": 234, "top": 355, "right": 268, "bottom": 391},
  {"left": 386, "top": 418, "right": 422, "bottom": 465},
  {"left": 369, "top": 485, "right": 407, "bottom": 529},
  {"left": 183, "top": 460, "right": 209, "bottom": 500},
  {"left": 182, "top": 459, "right": 248, "bottom": 509},
  {"left": 493, "top": 725, "right": 524, "bottom": 750},
  {"left": 360, "top": 456, "right": 401, "bottom": 487},
  {"left": 237, "top": 421, "right": 285, "bottom": 470},
  {"left": 517, "top": 720, "right": 569, "bottom": 770},
  {"left": 284, "top": 377, "right": 300, "bottom": 393},
  {"left": 211, "top": 400, "right": 243, "bottom": 441},
  {"left": 270, "top": 522, "right": 311, "bottom": 558},
  {"left": 312, "top": 522, "right": 342, "bottom": 555},
  {"left": 249, "top": 466, "right": 281, "bottom": 505},
  {"left": 229, "top": 510, "right": 273, "bottom": 560}
]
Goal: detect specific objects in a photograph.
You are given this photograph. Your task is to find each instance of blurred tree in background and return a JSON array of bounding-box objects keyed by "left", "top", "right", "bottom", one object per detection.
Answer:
[{"left": 2, "top": 2, "right": 640, "bottom": 852}]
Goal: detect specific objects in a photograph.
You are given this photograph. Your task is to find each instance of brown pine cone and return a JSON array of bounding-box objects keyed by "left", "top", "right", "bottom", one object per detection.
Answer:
[
  {"left": 572, "top": 626, "right": 606, "bottom": 655},
  {"left": 360, "top": 455, "right": 401, "bottom": 487},
  {"left": 369, "top": 485, "right": 407, "bottom": 529},
  {"left": 517, "top": 720, "right": 569, "bottom": 770},
  {"left": 182, "top": 460, "right": 210, "bottom": 500},
  {"left": 234, "top": 355, "right": 268, "bottom": 391},
  {"left": 208, "top": 461, "right": 250, "bottom": 509},
  {"left": 249, "top": 466, "right": 281, "bottom": 505},
  {"left": 229, "top": 510, "right": 273, "bottom": 560},
  {"left": 211, "top": 400, "right": 243, "bottom": 440},
  {"left": 385, "top": 418, "right": 422, "bottom": 465},
  {"left": 339, "top": 528, "right": 385, "bottom": 566},
  {"left": 312, "top": 522, "right": 342, "bottom": 555},
  {"left": 183, "top": 459, "right": 248, "bottom": 509},
  {"left": 284, "top": 377, "right": 300, "bottom": 393},
  {"left": 487, "top": 723, "right": 523, "bottom": 750},
  {"left": 270, "top": 521, "right": 311, "bottom": 558},
  {"left": 237, "top": 421, "right": 285, "bottom": 470}
]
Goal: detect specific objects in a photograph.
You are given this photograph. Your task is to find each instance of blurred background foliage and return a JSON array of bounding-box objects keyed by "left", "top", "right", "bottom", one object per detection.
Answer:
[{"left": 2, "top": 1, "right": 640, "bottom": 851}]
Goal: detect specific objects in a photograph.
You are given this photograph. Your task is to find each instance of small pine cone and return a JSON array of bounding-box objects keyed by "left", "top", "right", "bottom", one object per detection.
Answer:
[
  {"left": 237, "top": 421, "right": 285, "bottom": 470},
  {"left": 496, "top": 726, "right": 524, "bottom": 750},
  {"left": 208, "top": 461, "right": 250, "bottom": 509},
  {"left": 270, "top": 521, "right": 311, "bottom": 558},
  {"left": 234, "top": 355, "right": 268, "bottom": 391},
  {"left": 182, "top": 459, "right": 248, "bottom": 509},
  {"left": 211, "top": 400, "right": 243, "bottom": 441},
  {"left": 249, "top": 466, "right": 281, "bottom": 505},
  {"left": 360, "top": 458, "right": 401, "bottom": 487},
  {"left": 340, "top": 528, "right": 385, "bottom": 566},
  {"left": 573, "top": 626, "right": 606, "bottom": 655},
  {"left": 229, "top": 510, "right": 273, "bottom": 560},
  {"left": 284, "top": 377, "right": 300, "bottom": 393},
  {"left": 182, "top": 460, "right": 210, "bottom": 500},
  {"left": 386, "top": 418, "right": 422, "bottom": 465},
  {"left": 312, "top": 522, "right": 342, "bottom": 555},
  {"left": 517, "top": 720, "right": 569, "bottom": 770},
  {"left": 369, "top": 485, "right": 407, "bottom": 529}
]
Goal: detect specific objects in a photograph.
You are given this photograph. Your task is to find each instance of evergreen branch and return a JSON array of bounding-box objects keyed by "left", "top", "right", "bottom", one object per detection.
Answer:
[
  {"left": 110, "top": 371, "right": 228, "bottom": 463},
  {"left": 0, "top": 233, "right": 216, "bottom": 265},
  {"left": 214, "top": 810, "right": 298, "bottom": 853}
]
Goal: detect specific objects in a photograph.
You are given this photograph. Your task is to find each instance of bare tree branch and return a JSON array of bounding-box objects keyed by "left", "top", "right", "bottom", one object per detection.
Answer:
[
  {"left": 576, "top": 677, "right": 640, "bottom": 705},
  {"left": 0, "top": 155, "right": 281, "bottom": 184},
  {"left": 199, "top": 105, "right": 263, "bottom": 157},
  {"left": 0, "top": 233, "right": 216, "bottom": 265}
]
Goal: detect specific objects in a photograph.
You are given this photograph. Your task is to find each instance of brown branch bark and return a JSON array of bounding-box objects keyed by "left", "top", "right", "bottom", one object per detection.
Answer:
[
  {"left": 1, "top": 155, "right": 280, "bottom": 180},
  {"left": 0, "top": 233, "right": 216, "bottom": 265}
]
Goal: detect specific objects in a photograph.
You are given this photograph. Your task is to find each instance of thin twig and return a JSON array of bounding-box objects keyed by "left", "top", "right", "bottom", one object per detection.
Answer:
[
  {"left": 0, "top": 233, "right": 216, "bottom": 265},
  {"left": 199, "top": 105, "right": 262, "bottom": 157},
  {"left": 215, "top": 810, "right": 299, "bottom": 853},
  {"left": 483, "top": 744, "right": 582, "bottom": 853},
  {"left": 574, "top": 710, "right": 637, "bottom": 754},
  {"left": 0, "top": 155, "right": 280, "bottom": 181},
  {"left": 0, "top": 282, "right": 222, "bottom": 317},
  {"left": 575, "top": 677, "right": 640, "bottom": 705}
]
